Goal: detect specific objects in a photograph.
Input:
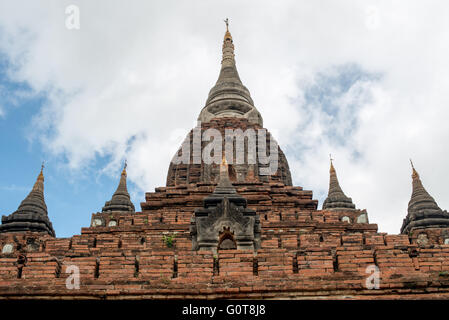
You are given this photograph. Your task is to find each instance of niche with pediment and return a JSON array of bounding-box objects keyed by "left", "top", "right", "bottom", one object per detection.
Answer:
[{"left": 190, "top": 193, "right": 260, "bottom": 253}]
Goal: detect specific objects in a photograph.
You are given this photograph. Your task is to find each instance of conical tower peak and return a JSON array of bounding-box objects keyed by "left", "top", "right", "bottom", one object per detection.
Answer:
[
  {"left": 102, "top": 162, "right": 135, "bottom": 213},
  {"left": 409, "top": 161, "right": 435, "bottom": 204},
  {"left": 322, "top": 159, "right": 356, "bottom": 211},
  {"left": 330, "top": 156, "right": 336, "bottom": 174},
  {"left": 401, "top": 161, "right": 449, "bottom": 234},
  {"left": 198, "top": 20, "right": 263, "bottom": 126},
  {"left": 32, "top": 162, "right": 45, "bottom": 192},
  {"left": 0, "top": 165, "right": 55, "bottom": 237},
  {"left": 410, "top": 159, "right": 420, "bottom": 180},
  {"left": 221, "top": 19, "right": 236, "bottom": 69}
]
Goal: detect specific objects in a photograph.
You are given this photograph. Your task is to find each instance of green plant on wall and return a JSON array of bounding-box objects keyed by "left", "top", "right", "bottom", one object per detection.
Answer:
[
  {"left": 163, "top": 233, "right": 177, "bottom": 248},
  {"left": 161, "top": 276, "right": 171, "bottom": 285}
]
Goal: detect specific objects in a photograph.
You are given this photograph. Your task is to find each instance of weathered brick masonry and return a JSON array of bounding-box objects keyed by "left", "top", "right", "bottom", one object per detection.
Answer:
[
  {"left": 2, "top": 173, "right": 449, "bottom": 299},
  {"left": 1, "top": 24, "right": 449, "bottom": 300}
]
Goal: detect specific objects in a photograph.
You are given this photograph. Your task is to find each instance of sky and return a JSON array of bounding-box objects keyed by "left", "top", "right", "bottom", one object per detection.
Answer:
[{"left": 0, "top": 0, "right": 448, "bottom": 238}]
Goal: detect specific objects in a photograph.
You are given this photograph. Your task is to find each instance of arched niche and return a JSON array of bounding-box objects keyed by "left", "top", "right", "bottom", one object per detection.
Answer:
[{"left": 218, "top": 227, "right": 237, "bottom": 250}]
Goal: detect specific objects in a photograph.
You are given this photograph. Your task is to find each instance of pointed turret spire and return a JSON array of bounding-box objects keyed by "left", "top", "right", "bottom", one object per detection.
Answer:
[
  {"left": 401, "top": 160, "right": 449, "bottom": 234},
  {"left": 198, "top": 19, "right": 263, "bottom": 126},
  {"left": 409, "top": 159, "right": 433, "bottom": 201},
  {"left": 214, "top": 156, "right": 237, "bottom": 195},
  {"left": 0, "top": 165, "right": 55, "bottom": 237},
  {"left": 102, "top": 161, "right": 135, "bottom": 213},
  {"left": 220, "top": 18, "right": 238, "bottom": 75},
  {"left": 32, "top": 162, "right": 45, "bottom": 192},
  {"left": 322, "top": 156, "right": 356, "bottom": 211}
]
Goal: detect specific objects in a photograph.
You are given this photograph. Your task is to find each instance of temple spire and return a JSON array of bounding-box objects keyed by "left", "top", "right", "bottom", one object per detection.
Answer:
[
  {"left": 102, "top": 161, "right": 135, "bottom": 213},
  {"left": 329, "top": 154, "right": 335, "bottom": 175},
  {"left": 409, "top": 160, "right": 435, "bottom": 203},
  {"left": 401, "top": 160, "right": 449, "bottom": 234},
  {"left": 198, "top": 19, "right": 263, "bottom": 126},
  {"left": 410, "top": 159, "right": 419, "bottom": 180},
  {"left": 221, "top": 18, "right": 235, "bottom": 67},
  {"left": 0, "top": 165, "right": 55, "bottom": 236},
  {"left": 322, "top": 158, "right": 356, "bottom": 211},
  {"left": 32, "top": 162, "right": 45, "bottom": 192}
]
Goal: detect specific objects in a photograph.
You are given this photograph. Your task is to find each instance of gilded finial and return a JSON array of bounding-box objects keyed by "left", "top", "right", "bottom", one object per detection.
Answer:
[
  {"left": 32, "top": 161, "right": 45, "bottom": 191},
  {"left": 329, "top": 154, "right": 335, "bottom": 173},
  {"left": 37, "top": 161, "right": 45, "bottom": 181},
  {"left": 216, "top": 154, "right": 234, "bottom": 189},
  {"left": 122, "top": 159, "right": 127, "bottom": 175},
  {"left": 219, "top": 155, "right": 229, "bottom": 176},
  {"left": 410, "top": 159, "right": 419, "bottom": 179},
  {"left": 223, "top": 18, "right": 232, "bottom": 41}
]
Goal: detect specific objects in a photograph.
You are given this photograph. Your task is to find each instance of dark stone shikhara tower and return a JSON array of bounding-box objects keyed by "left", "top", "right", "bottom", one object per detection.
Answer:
[
  {"left": 102, "top": 163, "right": 135, "bottom": 213},
  {"left": 401, "top": 162, "right": 449, "bottom": 235},
  {"left": 322, "top": 160, "right": 369, "bottom": 224},
  {"left": 1, "top": 22, "right": 449, "bottom": 299},
  {"left": 91, "top": 162, "right": 135, "bottom": 228},
  {"left": 323, "top": 160, "right": 356, "bottom": 211},
  {"left": 0, "top": 166, "right": 55, "bottom": 237}
]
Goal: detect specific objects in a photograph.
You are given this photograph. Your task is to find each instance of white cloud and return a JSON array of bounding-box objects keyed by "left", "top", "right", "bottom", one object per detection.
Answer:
[{"left": 0, "top": 0, "right": 448, "bottom": 234}]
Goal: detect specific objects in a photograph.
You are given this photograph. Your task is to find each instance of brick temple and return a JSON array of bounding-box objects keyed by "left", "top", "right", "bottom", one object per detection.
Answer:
[{"left": 1, "top": 23, "right": 449, "bottom": 300}]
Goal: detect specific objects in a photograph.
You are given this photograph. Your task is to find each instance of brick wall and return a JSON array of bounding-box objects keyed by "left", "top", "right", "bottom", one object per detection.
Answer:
[{"left": 1, "top": 181, "right": 449, "bottom": 299}]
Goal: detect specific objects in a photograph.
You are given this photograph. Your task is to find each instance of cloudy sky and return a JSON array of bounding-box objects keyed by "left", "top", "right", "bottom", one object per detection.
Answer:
[{"left": 0, "top": 0, "right": 448, "bottom": 237}]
